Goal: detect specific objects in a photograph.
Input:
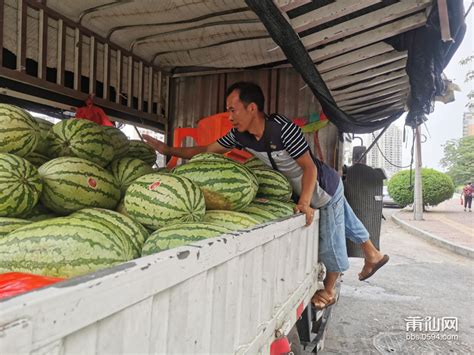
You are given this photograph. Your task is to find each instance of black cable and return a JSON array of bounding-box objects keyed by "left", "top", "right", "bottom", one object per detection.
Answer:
[
  {"left": 371, "top": 130, "right": 415, "bottom": 169},
  {"left": 465, "top": 1, "right": 473, "bottom": 19}
]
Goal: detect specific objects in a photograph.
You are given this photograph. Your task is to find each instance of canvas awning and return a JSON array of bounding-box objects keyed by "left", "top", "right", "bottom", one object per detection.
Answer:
[{"left": 1, "top": 0, "right": 466, "bottom": 132}]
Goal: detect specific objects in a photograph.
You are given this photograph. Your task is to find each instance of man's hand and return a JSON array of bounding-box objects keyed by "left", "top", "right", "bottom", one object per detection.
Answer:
[
  {"left": 142, "top": 134, "right": 169, "bottom": 155},
  {"left": 294, "top": 204, "right": 315, "bottom": 226}
]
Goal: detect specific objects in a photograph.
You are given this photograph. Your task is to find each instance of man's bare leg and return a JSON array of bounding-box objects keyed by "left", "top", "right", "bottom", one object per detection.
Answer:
[
  {"left": 359, "top": 240, "right": 389, "bottom": 280},
  {"left": 312, "top": 271, "right": 339, "bottom": 309},
  {"left": 361, "top": 239, "right": 384, "bottom": 263}
]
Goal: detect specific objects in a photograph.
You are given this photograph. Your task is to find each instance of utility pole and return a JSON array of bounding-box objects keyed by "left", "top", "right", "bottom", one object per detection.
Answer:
[{"left": 413, "top": 125, "right": 423, "bottom": 220}]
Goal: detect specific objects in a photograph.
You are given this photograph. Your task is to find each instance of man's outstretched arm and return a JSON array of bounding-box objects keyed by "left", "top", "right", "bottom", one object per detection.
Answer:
[
  {"left": 294, "top": 151, "right": 317, "bottom": 226},
  {"left": 142, "top": 134, "right": 231, "bottom": 159}
]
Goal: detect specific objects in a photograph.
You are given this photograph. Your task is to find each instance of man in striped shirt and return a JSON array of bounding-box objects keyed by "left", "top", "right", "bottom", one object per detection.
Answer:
[{"left": 143, "top": 82, "right": 389, "bottom": 310}]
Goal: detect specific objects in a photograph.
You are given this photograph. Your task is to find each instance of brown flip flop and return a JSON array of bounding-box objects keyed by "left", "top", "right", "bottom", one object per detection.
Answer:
[
  {"left": 359, "top": 254, "right": 390, "bottom": 281},
  {"left": 312, "top": 289, "right": 336, "bottom": 310}
]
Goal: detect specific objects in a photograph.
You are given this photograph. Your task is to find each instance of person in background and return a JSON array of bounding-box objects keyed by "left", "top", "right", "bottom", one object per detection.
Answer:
[
  {"left": 462, "top": 182, "right": 472, "bottom": 212},
  {"left": 143, "top": 82, "right": 389, "bottom": 310},
  {"left": 75, "top": 94, "right": 114, "bottom": 127}
]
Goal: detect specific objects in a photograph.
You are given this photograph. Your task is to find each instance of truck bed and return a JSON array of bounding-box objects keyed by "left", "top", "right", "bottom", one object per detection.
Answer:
[{"left": 0, "top": 213, "right": 321, "bottom": 354}]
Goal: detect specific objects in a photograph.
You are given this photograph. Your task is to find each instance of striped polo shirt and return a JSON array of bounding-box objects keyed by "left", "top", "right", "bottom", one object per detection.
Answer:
[{"left": 217, "top": 113, "right": 340, "bottom": 208}]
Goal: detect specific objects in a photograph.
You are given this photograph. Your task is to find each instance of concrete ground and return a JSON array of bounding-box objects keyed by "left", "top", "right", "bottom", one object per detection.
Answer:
[
  {"left": 320, "top": 207, "right": 473, "bottom": 354},
  {"left": 394, "top": 196, "right": 473, "bottom": 254}
]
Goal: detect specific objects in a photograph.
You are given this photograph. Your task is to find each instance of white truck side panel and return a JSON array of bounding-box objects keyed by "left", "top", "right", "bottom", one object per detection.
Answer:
[
  {"left": 63, "top": 322, "right": 98, "bottom": 354},
  {"left": 0, "top": 214, "right": 321, "bottom": 354}
]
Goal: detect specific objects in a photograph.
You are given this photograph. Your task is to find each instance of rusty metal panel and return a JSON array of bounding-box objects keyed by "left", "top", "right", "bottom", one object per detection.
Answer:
[
  {"left": 277, "top": 68, "right": 320, "bottom": 117},
  {"left": 168, "top": 68, "right": 338, "bottom": 163},
  {"left": 316, "top": 123, "right": 339, "bottom": 167},
  {"left": 169, "top": 67, "right": 322, "bottom": 140},
  {"left": 170, "top": 74, "right": 223, "bottom": 132},
  {"left": 167, "top": 68, "right": 338, "bottom": 165}
]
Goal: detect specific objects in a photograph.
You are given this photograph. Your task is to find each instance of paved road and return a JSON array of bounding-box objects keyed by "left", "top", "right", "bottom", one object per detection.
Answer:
[{"left": 320, "top": 208, "right": 473, "bottom": 354}]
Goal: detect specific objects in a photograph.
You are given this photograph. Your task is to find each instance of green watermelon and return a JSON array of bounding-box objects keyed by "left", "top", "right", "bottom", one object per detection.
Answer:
[
  {"left": 0, "top": 217, "right": 135, "bottom": 278},
  {"left": 48, "top": 119, "right": 114, "bottom": 167},
  {"left": 253, "top": 168, "right": 292, "bottom": 202},
  {"left": 39, "top": 157, "right": 121, "bottom": 215},
  {"left": 249, "top": 198, "right": 295, "bottom": 218},
  {"left": 0, "top": 104, "right": 40, "bottom": 157},
  {"left": 103, "top": 126, "right": 130, "bottom": 160},
  {"left": 71, "top": 208, "right": 149, "bottom": 258},
  {"left": 18, "top": 203, "right": 58, "bottom": 221},
  {"left": 127, "top": 140, "right": 157, "bottom": 166},
  {"left": 109, "top": 157, "right": 154, "bottom": 195},
  {"left": 241, "top": 164, "right": 259, "bottom": 195},
  {"left": 0, "top": 217, "right": 31, "bottom": 237},
  {"left": 25, "top": 151, "right": 50, "bottom": 167},
  {"left": 173, "top": 160, "right": 258, "bottom": 211},
  {"left": 116, "top": 199, "right": 128, "bottom": 215},
  {"left": 239, "top": 205, "right": 278, "bottom": 223},
  {"left": 203, "top": 210, "right": 260, "bottom": 230},
  {"left": 32, "top": 116, "right": 53, "bottom": 155},
  {"left": 0, "top": 154, "right": 43, "bottom": 217},
  {"left": 190, "top": 152, "right": 235, "bottom": 163},
  {"left": 142, "top": 222, "right": 231, "bottom": 256},
  {"left": 243, "top": 156, "right": 267, "bottom": 169},
  {"left": 125, "top": 173, "right": 206, "bottom": 230}
]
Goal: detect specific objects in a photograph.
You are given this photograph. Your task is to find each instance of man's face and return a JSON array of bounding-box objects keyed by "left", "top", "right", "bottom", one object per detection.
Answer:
[{"left": 226, "top": 90, "right": 254, "bottom": 132}]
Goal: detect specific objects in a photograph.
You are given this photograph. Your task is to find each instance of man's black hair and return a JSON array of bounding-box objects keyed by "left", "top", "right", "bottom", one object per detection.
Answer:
[{"left": 225, "top": 82, "right": 265, "bottom": 112}]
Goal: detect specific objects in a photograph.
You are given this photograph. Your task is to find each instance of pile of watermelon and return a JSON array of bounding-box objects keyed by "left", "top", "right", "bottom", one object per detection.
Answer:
[{"left": 0, "top": 104, "right": 296, "bottom": 280}]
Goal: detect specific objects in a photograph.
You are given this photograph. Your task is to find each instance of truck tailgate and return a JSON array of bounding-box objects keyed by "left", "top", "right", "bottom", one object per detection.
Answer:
[{"left": 0, "top": 213, "right": 321, "bottom": 354}]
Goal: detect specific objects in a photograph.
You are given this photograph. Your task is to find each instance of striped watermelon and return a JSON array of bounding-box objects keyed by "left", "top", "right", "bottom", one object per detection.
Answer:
[
  {"left": 253, "top": 168, "right": 292, "bottom": 202},
  {"left": 18, "top": 203, "right": 58, "bottom": 221},
  {"left": 0, "top": 154, "right": 43, "bottom": 217},
  {"left": 109, "top": 157, "right": 154, "bottom": 195},
  {"left": 33, "top": 116, "right": 53, "bottom": 155},
  {"left": 0, "top": 217, "right": 135, "bottom": 278},
  {"left": 173, "top": 160, "right": 258, "bottom": 211},
  {"left": 190, "top": 152, "right": 235, "bottom": 163},
  {"left": 103, "top": 126, "right": 130, "bottom": 160},
  {"left": 127, "top": 140, "right": 157, "bottom": 166},
  {"left": 244, "top": 156, "right": 267, "bottom": 169},
  {"left": 0, "top": 104, "right": 40, "bottom": 157},
  {"left": 39, "top": 157, "right": 121, "bottom": 215},
  {"left": 153, "top": 167, "right": 169, "bottom": 173},
  {"left": 0, "top": 217, "right": 31, "bottom": 237},
  {"left": 116, "top": 199, "right": 128, "bottom": 215},
  {"left": 142, "top": 222, "right": 231, "bottom": 256},
  {"left": 239, "top": 205, "right": 278, "bottom": 223},
  {"left": 241, "top": 164, "right": 259, "bottom": 195},
  {"left": 25, "top": 151, "right": 50, "bottom": 167},
  {"left": 48, "top": 119, "right": 114, "bottom": 167},
  {"left": 250, "top": 198, "right": 295, "bottom": 218},
  {"left": 203, "top": 210, "right": 260, "bottom": 230},
  {"left": 125, "top": 173, "right": 206, "bottom": 230},
  {"left": 71, "top": 208, "right": 149, "bottom": 258}
]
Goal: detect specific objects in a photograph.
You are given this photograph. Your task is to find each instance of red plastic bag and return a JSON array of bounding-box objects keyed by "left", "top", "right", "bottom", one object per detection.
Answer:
[
  {"left": 75, "top": 95, "right": 114, "bottom": 127},
  {"left": 0, "top": 272, "right": 64, "bottom": 300}
]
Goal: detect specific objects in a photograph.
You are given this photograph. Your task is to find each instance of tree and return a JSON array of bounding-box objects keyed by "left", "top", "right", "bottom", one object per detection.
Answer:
[
  {"left": 440, "top": 136, "right": 474, "bottom": 186},
  {"left": 460, "top": 55, "right": 473, "bottom": 109},
  {"left": 388, "top": 169, "right": 454, "bottom": 208},
  {"left": 460, "top": 55, "right": 473, "bottom": 83}
]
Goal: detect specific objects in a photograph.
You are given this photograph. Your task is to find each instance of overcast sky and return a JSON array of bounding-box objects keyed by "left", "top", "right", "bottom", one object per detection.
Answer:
[{"left": 396, "top": 0, "right": 472, "bottom": 171}]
